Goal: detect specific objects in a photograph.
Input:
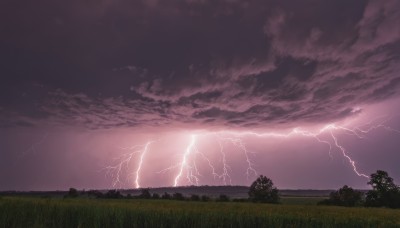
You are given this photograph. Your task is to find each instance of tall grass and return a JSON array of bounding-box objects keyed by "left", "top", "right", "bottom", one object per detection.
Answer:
[{"left": 0, "top": 197, "right": 399, "bottom": 227}]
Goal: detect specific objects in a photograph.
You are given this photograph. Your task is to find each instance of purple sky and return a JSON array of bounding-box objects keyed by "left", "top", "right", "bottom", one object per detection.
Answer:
[{"left": 1, "top": 0, "right": 400, "bottom": 191}]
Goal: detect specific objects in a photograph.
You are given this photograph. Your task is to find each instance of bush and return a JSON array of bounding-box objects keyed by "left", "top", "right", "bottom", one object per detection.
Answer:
[
  {"left": 162, "top": 192, "right": 171, "bottom": 200},
  {"left": 217, "top": 194, "right": 230, "bottom": 202},
  {"left": 65, "top": 188, "right": 79, "bottom": 198},
  {"left": 105, "top": 190, "right": 123, "bottom": 199},
  {"left": 201, "top": 195, "right": 210, "bottom": 202},
  {"left": 318, "top": 185, "right": 363, "bottom": 207},
  {"left": 139, "top": 189, "right": 151, "bottom": 199},
  {"left": 172, "top": 193, "right": 185, "bottom": 201},
  {"left": 190, "top": 194, "right": 200, "bottom": 201},
  {"left": 152, "top": 193, "right": 160, "bottom": 199},
  {"left": 87, "top": 190, "right": 104, "bottom": 198}
]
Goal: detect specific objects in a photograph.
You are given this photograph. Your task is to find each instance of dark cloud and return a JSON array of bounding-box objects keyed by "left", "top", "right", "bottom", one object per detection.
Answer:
[{"left": 1, "top": 0, "right": 400, "bottom": 129}]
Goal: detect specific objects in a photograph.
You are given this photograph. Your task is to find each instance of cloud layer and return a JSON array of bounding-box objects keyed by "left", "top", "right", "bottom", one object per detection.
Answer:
[{"left": 1, "top": 0, "right": 400, "bottom": 129}]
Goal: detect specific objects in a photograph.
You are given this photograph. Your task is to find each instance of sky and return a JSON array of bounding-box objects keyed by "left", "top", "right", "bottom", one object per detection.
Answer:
[{"left": 1, "top": 0, "right": 400, "bottom": 191}]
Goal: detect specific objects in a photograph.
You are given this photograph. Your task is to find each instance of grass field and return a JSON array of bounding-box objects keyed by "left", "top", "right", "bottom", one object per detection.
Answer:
[{"left": 1, "top": 196, "right": 399, "bottom": 228}]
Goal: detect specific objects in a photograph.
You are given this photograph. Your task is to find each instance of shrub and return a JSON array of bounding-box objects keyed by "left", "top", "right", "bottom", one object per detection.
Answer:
[
  {"left": 201, "top": 195, "right": 210, "bottom": 202},
  {"left": 161, "top": 192, "right": 171, "bottom": 200},
  {"left": 190, "top": 194, "right": 200, "bottom": 201},
  {"left": 65, "top": 188, "right": 79, "bottom": 198},
  {"left": 87, "top": 190, "right": 104, "bottom": 198},
  {"left": 152, "top": 193, "right": 160, "bottom": 199},
  {"left": 172, "top": 192, "right": 185, "bottom": 201},
  {"left": 139, "top": 189, "right": 151, "bottom": 199},
  {"left": 105, "top": 190, "right": 123, "bottom": 199},
  {"left": 217, "top": 194, "right": 230, "bottom": 202},
  {"left": 318, "top": 185, "right": 363, "bottom": 207}
]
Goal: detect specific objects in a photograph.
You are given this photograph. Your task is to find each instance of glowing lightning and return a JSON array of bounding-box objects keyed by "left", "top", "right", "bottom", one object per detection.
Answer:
[
  {"left": 217, "top": 136, "right": 257, "bottom": 180},
  {"left": 20, "top": 133, "right": 48, "bottom": 157},
  {"left": 216, "top": 139, "right": 232, "bottom": 185},
  {"left": 135, "top": 141, "right": 153, "bottom": 189},
  {"left": 174, "top": 135, "right": 197, "bottom": 187},
  {"left": 170, "top": 134, "right": 257, "bottom": 186},
  {"left": 106, "top": 117, "right": 400, "bottom": 188},
  {"left": 329, "top": 131, "right": 368, "bottom": 178},
  {"left": 104, "top": 141, "right": 154, "bottom": 188},
  {"left": 228, "top": 124, "right": 370, "bottom": 178}
]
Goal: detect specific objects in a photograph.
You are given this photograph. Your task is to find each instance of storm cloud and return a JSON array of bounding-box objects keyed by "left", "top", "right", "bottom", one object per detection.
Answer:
[{"left": 1, "top": 0, "right": 400, "bottom": 130}]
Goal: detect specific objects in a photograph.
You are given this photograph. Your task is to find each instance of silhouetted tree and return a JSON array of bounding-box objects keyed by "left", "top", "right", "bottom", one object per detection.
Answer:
[
  {"left": 248, "top": 175, "right": 279, "bottom": 203},
  {"left": 105, "top": 190, "right": 123, "bottom": 199},
  {"left": 139, "top": 188, "right": 151, "bottom": 199},
  {"left": 318, "top": 185, "right": 363, "bottom": 207},
  {"left": 161, "top": 192, "right": 171, "bottom": 199},
  {"left": 217, "top": 194, "right": 230, "bottom": 202},
  {"left": 65, "top": 188, "right": 79, "bottom": 198},
  {"left": 173, "top": 192, "right": 185, "bottom": 200},
  {"left": 190, "top": 194, "right": 200, "bottom": 201},
  {"left": 365, "top": 170, "right": 400, "bottom": 208},
  {"left": 87, "top": 190, "right": 104, "bottom": 198},
  {"left": 152, "top": 193, "right": 160, "bottom": 199},
  {"left": 201, "top": 195, "right": 210, "bottom": 202}
]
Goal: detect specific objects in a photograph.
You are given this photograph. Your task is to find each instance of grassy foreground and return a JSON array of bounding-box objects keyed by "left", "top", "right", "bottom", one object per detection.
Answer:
[{"left": 1, "top": 197, "right": 399, "bottom": 228}]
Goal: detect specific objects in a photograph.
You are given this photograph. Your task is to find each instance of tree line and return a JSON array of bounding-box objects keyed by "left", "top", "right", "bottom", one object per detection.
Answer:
[
  {"left": 65, "top": 188, "right": 232, "bottom": 202},
  {"left": 65, "top": 169, "right": 399, "bottom": 208},
  {"left": 318, "top": 170, "right": 400, "bottom": 208}
]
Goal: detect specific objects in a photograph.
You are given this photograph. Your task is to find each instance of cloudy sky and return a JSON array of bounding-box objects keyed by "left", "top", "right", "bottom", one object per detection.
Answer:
[{"left": 1, "top": 0, "right": 400, "bottom": 191}]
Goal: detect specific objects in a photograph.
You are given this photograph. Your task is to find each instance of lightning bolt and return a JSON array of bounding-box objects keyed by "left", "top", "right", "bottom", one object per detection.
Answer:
[
  {"left": 135, "top": 141, "right": 153, "bottom": 189},
  {"left": 106, "top": 117, "right": 400, "bottom": 188},
  {"left": 329, "top": 131, "right": 368, "bottom": 178},
  {"left": 226, "top": 124, "right": 368, "bottom": 178},
  {"left": 217, "top": 136, "right": 257, "bottom": 180},
  {"left": 104, "top": 141, "right": 154, "bottom": 188},
  {"left": 216, "top": 139, "right": 232, "bottom": 185},
  {"left": 174, "top": 135, "right": 198, "bottom": 187},
  {"left": 20, "top": 133, "right": 48, "bottom": 157},
  {"left": 170, "top": 134, "right": 257, "bottom": 186}
]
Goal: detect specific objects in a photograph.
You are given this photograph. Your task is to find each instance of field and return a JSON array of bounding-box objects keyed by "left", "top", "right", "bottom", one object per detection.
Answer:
[{"left": 1, "top": 196, "right": 400, "bottom": 228}]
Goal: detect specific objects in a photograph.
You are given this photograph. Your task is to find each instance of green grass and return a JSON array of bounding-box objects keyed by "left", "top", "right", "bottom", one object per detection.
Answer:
[
  {"left": 280, "top": 196, "right": 327, "bottom": 205},
  {"left": 1, "top": 197, "right": 399, "bottom": 228}
]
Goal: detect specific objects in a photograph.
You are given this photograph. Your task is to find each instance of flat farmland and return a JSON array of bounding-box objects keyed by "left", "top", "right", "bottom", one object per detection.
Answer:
[{"left": 1, "top": 197, "right": 399, "bottom": 228}]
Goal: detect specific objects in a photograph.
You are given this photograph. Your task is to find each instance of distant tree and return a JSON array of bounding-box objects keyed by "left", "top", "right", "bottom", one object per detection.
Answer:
[
  {"left": 87, "top": 190, "right": 104, "bottom": 198},
  {"left": 365, "top": 170, "right": 400, "bottom": 208},
  {"left": 105, "top": 190, "right": 123, "bottom": 199},
  {"left": 172, "top": 192, "right": 185, "bottom": 201},
  {"left": 152, "top": 193, "right": 160, "bottom": 199},
  {"left": 217, "top": 194, "right": 230, "bottom": 202},
  {"left": 161, "top": 192, "right": 171, "bottom": 200},
  {"left": 318, "top": 185, "right": 363, "bottom": 207},
  {"left": 248, "top": 175, "right": 280, "bottom": 203},
  {"left": 201, "top": 195, "right": 210, "bottom": 202},
  {"left": 139, "top": 188, "right": 151, "bottom": 199},
  {"left": 190, "top": 194, "right": 200, "bottom": 201},
  {"left": 65, "top": 188, "right": 79, "bottom": 198},
  {"left": 126, "top": 194, "right": 132, "bottom": 199}
]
